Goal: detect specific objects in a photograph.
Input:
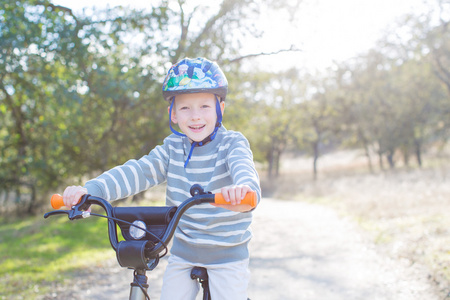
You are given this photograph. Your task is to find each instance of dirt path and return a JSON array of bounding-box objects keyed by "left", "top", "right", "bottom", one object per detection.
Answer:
[{"left": 46, "top": 198, "right": 440, "bottom": 300}]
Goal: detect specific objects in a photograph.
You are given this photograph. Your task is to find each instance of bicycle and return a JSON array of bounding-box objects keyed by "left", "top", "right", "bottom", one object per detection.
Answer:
[{"left": 44, "top": 184, "right": 256, "bottom": 300}]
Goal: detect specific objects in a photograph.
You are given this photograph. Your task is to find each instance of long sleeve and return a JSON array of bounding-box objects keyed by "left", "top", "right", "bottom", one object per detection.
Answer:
[
  {"left": 83, "top": 138, "right": 172, "bottom": 201},
  {"left": 226, "top": 133, "right": 261, "bottom": 205}
]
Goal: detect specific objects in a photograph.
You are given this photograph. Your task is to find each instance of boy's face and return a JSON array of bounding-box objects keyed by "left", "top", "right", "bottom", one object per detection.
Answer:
[{"left": 170, "top": 93, "right": 225, "bottom": 142}]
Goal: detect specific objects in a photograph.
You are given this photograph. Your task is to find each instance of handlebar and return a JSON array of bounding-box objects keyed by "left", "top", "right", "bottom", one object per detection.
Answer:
[
  {"left": 50, "top": 190, "right": 257, "bottom": 210},
  {"left": 43, "top": 184, "right": 257, "bottom": 270}
]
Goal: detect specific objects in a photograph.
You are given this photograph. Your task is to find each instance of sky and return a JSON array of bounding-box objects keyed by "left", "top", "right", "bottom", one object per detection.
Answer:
[
  {"left": 256, "top": 0, "right": 433, "bottom": 71},
  {"left": 53, "top": 0, "right": 434, "bottom": 72}
]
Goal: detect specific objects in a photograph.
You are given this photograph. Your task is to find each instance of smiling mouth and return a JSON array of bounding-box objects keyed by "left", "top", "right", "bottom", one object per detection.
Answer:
[{"left": 189, "top": 125, "right": 205, "bottom": 130}]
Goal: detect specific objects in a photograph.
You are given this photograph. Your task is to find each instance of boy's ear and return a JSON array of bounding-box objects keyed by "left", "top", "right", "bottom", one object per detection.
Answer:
[
  {"left": 220, "top": 101, "right": 225, "bottom": 115},
  {"left": 168, "top": 106, "right": 178, "bottom": 124}
]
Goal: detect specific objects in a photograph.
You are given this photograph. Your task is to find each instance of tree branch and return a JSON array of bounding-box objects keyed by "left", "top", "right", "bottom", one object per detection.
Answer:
[
  {"left": 44, "top": 3, "right": 72, "bottom": 13},
  {"left": 187, "top": 1, "right": 232, "bottom": 57},
  {"left": 432, "top": 51, "right": 450, "bottom": 94},
  {"left": 228, "top": 45, "right": 301, "bottom": 64}
]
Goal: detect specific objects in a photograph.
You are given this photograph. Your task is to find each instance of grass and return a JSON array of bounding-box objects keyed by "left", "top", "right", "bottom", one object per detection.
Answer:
[
  {"left": 0, "top": 212, "right": 115, "bottom": 299},
  {"left": 0, "top": 185, "right": 166, "bottom": 300}
]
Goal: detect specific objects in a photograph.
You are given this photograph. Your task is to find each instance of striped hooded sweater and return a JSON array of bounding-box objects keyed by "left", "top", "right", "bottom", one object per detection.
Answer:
[{"left": 84, "top": 126, "right": 261, "bottom": 264}]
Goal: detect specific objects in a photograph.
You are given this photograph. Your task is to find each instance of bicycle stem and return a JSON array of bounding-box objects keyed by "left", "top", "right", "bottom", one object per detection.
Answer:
[{"left": 144, "top": 194, "right": 215, "bottom": 258}]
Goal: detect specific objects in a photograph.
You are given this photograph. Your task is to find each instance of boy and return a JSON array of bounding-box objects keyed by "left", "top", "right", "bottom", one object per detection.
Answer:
[{"left": 62, "top": 57, "right": 261, "bottom": 300}]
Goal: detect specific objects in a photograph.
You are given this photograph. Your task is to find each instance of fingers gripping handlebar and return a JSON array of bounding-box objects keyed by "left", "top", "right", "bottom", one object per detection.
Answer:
[{"left": 44, "top": 184, "right": 257, "bottom": 270}]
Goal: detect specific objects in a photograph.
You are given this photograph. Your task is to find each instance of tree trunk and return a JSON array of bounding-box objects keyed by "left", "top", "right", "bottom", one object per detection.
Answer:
[
  {"left": 313, "top": 140, "right": 319, "bottom": 181},
  {"left": 378, "top": 151, "right": 384, "bottom": 170},
  {"left": 26, "top": 184, "right": 36, "bottom": 215},
  {"left": 267, "top": 144, "right": 275, "bottom": 179},
  {"left": 357, "top": 129, "right": 373, "bottom": 173},
  {"left": 376, "top": 140, "right": 384, "bottom": 170},
  {"left": 415, "top": 140, "right": 423, "bottom": 167},
  {"left": 362, "top": 138, "right": 373, "bottom": 173},
  {"left": 402, "top": 147, "right": 410, "bottom": 167},
  {"left": 274, "top": 149, "right": 281, "bottom": 178},
  {"left": 386, "top": 149, "right": 395, "bottom": 169}
]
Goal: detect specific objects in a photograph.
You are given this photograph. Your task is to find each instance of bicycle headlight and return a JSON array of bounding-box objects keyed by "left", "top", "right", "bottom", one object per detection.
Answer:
[{"left": 129, "top": 220, "right": 146, "bottom": 240}]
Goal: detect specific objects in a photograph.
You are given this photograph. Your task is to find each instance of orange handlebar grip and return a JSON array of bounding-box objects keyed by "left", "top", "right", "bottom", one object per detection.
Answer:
[
  {"left": 51, "top": 194, "right": 65, "bottom": 209},
  {"left": 214, "top": 191, "right": 257, "bottom": 208}
]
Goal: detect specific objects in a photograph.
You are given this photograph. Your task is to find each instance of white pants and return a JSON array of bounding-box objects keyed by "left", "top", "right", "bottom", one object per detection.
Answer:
[{"left": 160, "top": 255, "right": 250, "bottom": 300}]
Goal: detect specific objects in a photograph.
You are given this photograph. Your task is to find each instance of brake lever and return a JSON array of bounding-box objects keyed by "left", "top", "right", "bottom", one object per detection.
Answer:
[
  {"left": 43, "top": 194, "right": 91, "bottom": 220},
  {"left": 44, "top": 210, "right": 71, "bottom": 219}
]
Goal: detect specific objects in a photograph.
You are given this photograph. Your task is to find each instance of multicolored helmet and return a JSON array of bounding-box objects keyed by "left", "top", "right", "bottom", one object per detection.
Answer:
[{"left": 162, "top": 57, "right": 228, "bottom": 101}]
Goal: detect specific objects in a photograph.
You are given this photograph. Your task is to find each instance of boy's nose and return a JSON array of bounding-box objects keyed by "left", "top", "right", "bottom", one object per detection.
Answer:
[{"left": 190, "top": 109, "right": 201, "bottom": 120}]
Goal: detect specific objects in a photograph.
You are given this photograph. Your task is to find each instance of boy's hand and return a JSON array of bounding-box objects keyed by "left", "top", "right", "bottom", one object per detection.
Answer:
[
  {"left": 63, "top": 185, "right": 88, "bottom": 208},
  {"left": 212, "top": 185, "right": 255, "bottom": 212}
]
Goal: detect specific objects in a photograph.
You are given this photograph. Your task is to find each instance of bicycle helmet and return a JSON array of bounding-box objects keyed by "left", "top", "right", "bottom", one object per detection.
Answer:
[
  {"left": 162, "top": 58, "right": 228, "bottom": 168},
  {"left": 162, "top": 57, "right": 228, "bottom": 102}
]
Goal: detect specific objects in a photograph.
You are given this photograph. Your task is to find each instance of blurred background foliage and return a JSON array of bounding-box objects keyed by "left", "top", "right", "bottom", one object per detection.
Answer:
[{"left": 1, "top": 0, "right": 450, "bottom": 215}]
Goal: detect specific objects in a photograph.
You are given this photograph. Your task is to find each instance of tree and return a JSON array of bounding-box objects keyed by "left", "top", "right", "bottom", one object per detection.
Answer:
[
  {"left": 233, "top": 68, "right": 304, "bottom": 179},
  {"left": 0, "top": 0, "right": 92, "bottom": 213},
  {"left": 425, "top": 0, "right": 450, "bottom": 94},
  {"left": 297, "top": 78, "right": 339, "bottom": 180},
  {"left": 0, "top": 0, "right": 303, "bottom": 214}
]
